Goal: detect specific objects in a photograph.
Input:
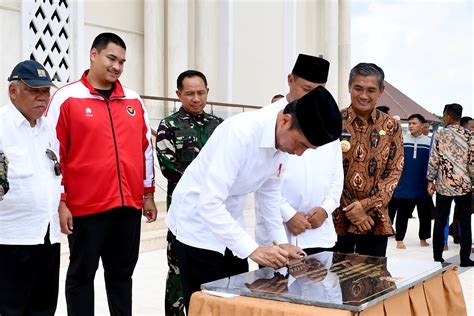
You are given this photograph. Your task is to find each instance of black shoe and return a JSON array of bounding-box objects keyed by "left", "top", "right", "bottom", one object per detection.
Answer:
[
  {"left": 453, "top": 237, "right": 460, "bottom": 244},
  {"left": 434, "top": 258, "right": 445, "bottom": 263},
  {"left": 460, "top": 260, "right": 474, "bottom": 267}
]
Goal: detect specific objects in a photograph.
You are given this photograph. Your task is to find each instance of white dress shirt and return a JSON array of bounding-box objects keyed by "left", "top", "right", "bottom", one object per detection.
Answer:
[
  {"left": 0, "top": 102, "right": 61, "bottom": 245},
  {"left": 256, "top": 99, "right": 343, "bottom": 249},
  {"left": 166, "top": 109, "right": 288, "bottom": 259}
]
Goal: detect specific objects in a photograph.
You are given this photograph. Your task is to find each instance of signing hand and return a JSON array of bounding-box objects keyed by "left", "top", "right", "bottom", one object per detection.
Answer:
[
  {"left": 286, "top": 212, "right": 312, "bottom": 236},
  {"left": 279, "top": 243, "right": 306, "bottom": 259},
  {"left": 249, "top": 246, "right": 289, "bottom": 269},
  {"left": 306, "top": 207, "right": 328, "bottom": 229}
]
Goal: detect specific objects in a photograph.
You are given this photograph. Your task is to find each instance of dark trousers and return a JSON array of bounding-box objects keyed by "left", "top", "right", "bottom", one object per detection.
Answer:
[
  {"left": 433, "top": 193, "right": 472, "bottom": 263},
  {"left": 0, "top": 228, "right": 60, "bottom": 316},
  {"left": 395, "top": 198, "right": 432, "bottom": 241},
  {"left": 66, "top": 207, "right": 141, "bottom": 316},
  {"left": 335, "top": 233, "right": 388, "bottom": 257},
  {"left": 174, "top": 239, "right": 249, "bottom": 313}
]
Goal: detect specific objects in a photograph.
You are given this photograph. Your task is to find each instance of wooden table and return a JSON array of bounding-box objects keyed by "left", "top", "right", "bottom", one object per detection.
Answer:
[{"left": 189, "top": 267, "right": 467, "bottom": 316}]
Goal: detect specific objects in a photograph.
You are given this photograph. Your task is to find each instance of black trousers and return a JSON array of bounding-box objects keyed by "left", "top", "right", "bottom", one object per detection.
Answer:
[
  {"left": 0, "top": 228, "right": 60, "bottom": 316},
  {"left": 174, "top": 239, "right": 249, "bottom": 313},
  {"left": 335, "top": 233, "right": 388, "bottom": 257},
  {"left": 394, "top": 198, "right": 432, "bottom": 241},
  {"left": 65, "top": 207, "right": 141, "bottom": 316},
  {"left": 433, "top": 193, "right": 472, "bottom": 263}
]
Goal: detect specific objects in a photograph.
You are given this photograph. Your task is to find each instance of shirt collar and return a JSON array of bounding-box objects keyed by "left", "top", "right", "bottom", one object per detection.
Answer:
[
  {"left": 178, "top": 106, "right": 206, "bottom": 120},
  {"left": 7, "top": 101, "right": 46, "bottom": 131},
  {"left": 347, "top": 105, "right": 377, "bottom": 125},
  {"left": 259, "top": 109, "right": 279, "bottom": 153}
]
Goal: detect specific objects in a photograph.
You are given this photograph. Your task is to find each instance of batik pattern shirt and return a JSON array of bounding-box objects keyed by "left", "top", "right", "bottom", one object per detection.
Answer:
[
  {"left": 427, "top": 125, "right": 473, "bottom": 196},
  {"left": 333, "top": 106, "right": 404, "bottom": 236},
  {"left": 156, "top": 107, "right": 223, "bottom": 209}
]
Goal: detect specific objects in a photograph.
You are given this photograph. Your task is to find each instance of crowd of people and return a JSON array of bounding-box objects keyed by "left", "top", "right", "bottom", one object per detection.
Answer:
[{"left": 0, "top": 32, "right": 472, "bottom": 316}]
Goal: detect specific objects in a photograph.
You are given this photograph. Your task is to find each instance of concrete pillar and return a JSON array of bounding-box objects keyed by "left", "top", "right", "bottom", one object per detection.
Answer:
[
  {"left": 166, "top": 0, "right": 189, "bottom": 114},
  {"left": 144, "top": 0, "right": 165, "bottom": 121},
  {"left": 338, "top": 0, "right": 351, "bottom": 108},
  {"left": 324, "top": 0, "right": 339, "bottom": 101}
]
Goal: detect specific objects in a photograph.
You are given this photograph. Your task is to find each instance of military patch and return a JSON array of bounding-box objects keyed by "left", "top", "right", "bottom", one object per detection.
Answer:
[
  {"left": 85, "top": 107, "right": 93, "bottom": 117},
  {"left": 126, "top": 106, "right": 136, "bottom": 116}
]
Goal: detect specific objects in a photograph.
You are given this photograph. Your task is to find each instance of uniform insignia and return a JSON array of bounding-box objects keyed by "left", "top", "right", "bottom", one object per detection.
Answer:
[
  {"left": 127, "top": 106, "right": 136, "bottom": 116},
  {"left": 37, "top": 69, "right": 46, "bottom": 78},
  {"left": 341, "top": 140, "right": 351, "bottom": 153}
]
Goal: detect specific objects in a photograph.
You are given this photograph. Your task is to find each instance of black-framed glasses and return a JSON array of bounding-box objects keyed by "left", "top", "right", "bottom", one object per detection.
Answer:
[{"left": 45, "top": 149, "right": 61, "bottom": 176}]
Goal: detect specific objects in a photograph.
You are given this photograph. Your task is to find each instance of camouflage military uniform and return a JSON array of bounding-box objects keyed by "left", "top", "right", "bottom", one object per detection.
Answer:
[
  {"left": 0, "top": 151, "right": 8, "bottom": 200},
  {"left": 156, "top": 106, "right": 223, "bottom": 316}
]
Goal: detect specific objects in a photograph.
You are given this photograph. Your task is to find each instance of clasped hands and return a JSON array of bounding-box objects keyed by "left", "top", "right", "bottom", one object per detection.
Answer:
[
  {"left": 343, "top": 201, "right": 374, "bottom": 232},
  {"left": 249, "top": 243, "right": 306, "bottom": 269},
  {"left": 286, "top": 207, "right": 328, "bottom": 236}
]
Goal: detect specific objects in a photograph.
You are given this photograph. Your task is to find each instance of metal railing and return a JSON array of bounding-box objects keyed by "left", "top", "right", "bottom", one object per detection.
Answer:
[{"left": 142, "top": 95, "right": 262, "bottom": 194}]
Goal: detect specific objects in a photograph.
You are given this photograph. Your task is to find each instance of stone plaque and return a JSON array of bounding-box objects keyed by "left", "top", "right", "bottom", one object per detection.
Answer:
[{"left": 201, "top": 251, "right": 450, "bottom": 312}]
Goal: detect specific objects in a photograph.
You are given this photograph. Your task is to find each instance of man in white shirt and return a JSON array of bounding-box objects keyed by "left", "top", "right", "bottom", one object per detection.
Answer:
[
  {"left": 0, "top": 60, "right": 61, "bottom": 315},
  {"left": 257, "top": 54, "right": 343, "bottom": 255},
  {"left": 166, "top": 86, "right": 342, "bottom": 311}
]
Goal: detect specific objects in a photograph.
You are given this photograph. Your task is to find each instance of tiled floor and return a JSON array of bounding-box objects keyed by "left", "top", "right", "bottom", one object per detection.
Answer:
[{"left": 56, "top": 212, "right": 473, "bottom": 315}]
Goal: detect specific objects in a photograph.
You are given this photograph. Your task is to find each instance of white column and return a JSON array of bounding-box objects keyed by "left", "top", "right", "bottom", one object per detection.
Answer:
[
  {"left": 338, "top": 0, "right": 351, "bottom": 108},
  {"left": 166, "top": 0, "right": 188, "bottom": 114},
  {"left": 144, "top": 0, "right": 165, "bottom": 120},
  {"left": 324, "top": 0, "right": 339, "bottom": 100}
]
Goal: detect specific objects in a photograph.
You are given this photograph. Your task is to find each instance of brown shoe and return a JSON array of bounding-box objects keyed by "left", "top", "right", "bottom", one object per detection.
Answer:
[{"left": 443, "top": 245, "right": 449, "bottom": 251}]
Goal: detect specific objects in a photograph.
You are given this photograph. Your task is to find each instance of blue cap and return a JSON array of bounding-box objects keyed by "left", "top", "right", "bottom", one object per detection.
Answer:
[{"left": 8, "top": 60, "right": 55, "bottom": 88}]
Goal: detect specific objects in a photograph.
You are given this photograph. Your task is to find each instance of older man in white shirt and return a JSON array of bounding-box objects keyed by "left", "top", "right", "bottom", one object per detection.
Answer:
[
  {"left": 166, "top": 86, "right": 342, "bottom": 312},
  {"left": 257, "top": 54, "right": 343, "bottom": 255},
  {"left": 0, "top": 60, "right": 61, "bottom": 315}
]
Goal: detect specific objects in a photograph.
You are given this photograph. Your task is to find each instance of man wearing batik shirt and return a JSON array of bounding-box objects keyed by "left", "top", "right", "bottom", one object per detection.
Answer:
[
  {"left": 333, "top": 63, "right": 403, "bottom": 257},
  {"left": 427, "top": 103, "right": 473, "bottom": 267},
  {"left": 156, "top": 70, "right": 223, "bottom": 316}
]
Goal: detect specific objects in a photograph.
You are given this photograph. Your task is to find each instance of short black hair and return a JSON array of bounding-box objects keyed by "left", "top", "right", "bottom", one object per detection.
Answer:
[
  {"left": 407, "top": 113, "right": 426, "bottom": 124},
  {"left": 177, "top": 70, "right": 208, "bottom": 90},
  {"left": 460, "top": 116, "right": 473, "bottom": 127},
  {"left": 283, "top": 100, "right": 301, "bottom": 130},
  {"left": 376, "top": 105, "right": 390, "bottom": 114},
  {"left": 91, "top": 32, "right": 126, "bottom": 52},
  {"left": 443, "top": 103, "right": 463, "bottom": 121}
]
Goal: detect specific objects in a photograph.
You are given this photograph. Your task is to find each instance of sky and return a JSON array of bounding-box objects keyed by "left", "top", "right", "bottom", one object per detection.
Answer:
[{"left": 351, "top": 0, "right": 473, "bottom": 117}]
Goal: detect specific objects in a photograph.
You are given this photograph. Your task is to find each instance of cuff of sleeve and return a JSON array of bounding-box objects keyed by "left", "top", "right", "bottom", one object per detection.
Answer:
[
  {"left": 360, "top": 198, "right": 372, "bottom": 214},
  {"left": 60, "top": 192, "right": 67, "bottom": 201},
  {"left": 230, "top": 234, "right": 259, "bottom": 259},
  {"left": 320, "top": 200, "right": 338, "bottom": 215},
  {"left": 271, "top": 227, "right": 289, "bottom": 245},
  {"left": 281, "top": 202, "right": 297, "bottom": 222},
  {"left": 144, "top": 187, "right": 155, "bottom": 194}
]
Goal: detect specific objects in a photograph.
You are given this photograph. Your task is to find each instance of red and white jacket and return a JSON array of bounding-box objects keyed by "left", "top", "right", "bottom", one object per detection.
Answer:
[{"left": 46, "top": 71, "right": 155, "bottom": 217}]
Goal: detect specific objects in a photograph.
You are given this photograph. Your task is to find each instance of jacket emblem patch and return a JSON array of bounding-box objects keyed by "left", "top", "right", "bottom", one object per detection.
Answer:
[
  {"left": 85, "top": 107, "right": 93, "bottom": 117},
  {"left": 127, "top": 106, "right": 136, "bottom": 116}
]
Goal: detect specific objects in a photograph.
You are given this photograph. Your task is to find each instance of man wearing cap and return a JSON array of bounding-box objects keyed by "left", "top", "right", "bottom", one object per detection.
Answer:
[
  {"left": 166, "top": 86, "right": 342, "bottom": 312},
  {"left": 333, "top": 63, "right": 403, "bottom": 257},
  {"left": 46, "top": 32, "right": 157, "bottom": 315},
  {"left": 0, "top": 60, "right": 61, "bottom": 315},
  {"left": 257, "top": 54, "right": 343, "bottom": 256}
]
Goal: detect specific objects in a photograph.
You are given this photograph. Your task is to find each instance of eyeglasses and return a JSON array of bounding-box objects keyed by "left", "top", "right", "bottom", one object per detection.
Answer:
[{"left": 45, "top": 149, "right": 61, "bottom": 176}]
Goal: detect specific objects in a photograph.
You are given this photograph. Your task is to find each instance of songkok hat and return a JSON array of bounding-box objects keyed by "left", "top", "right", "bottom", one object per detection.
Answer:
[
  {"left": 292, "top": 54, "right": 330, "bottom": 84},
  {"left": 8, "top": 60, "right": 55, "bottom": 88},
  {"left": 291, "top": 86, "right": 342, "bottom": 146}
]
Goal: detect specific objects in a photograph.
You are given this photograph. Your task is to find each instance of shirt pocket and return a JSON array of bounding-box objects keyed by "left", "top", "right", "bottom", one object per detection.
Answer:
[
  {"left": 5, "top": 147, "right": 34, "bottom": 178},
  {"left": 175, "top": 130, "right": 199, "bottom": 162}
]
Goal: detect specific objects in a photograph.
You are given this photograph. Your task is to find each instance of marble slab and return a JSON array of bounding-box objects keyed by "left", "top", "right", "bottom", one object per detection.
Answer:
[{"left": 201, "top": 251, "right": 452, "bottom": 312}]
